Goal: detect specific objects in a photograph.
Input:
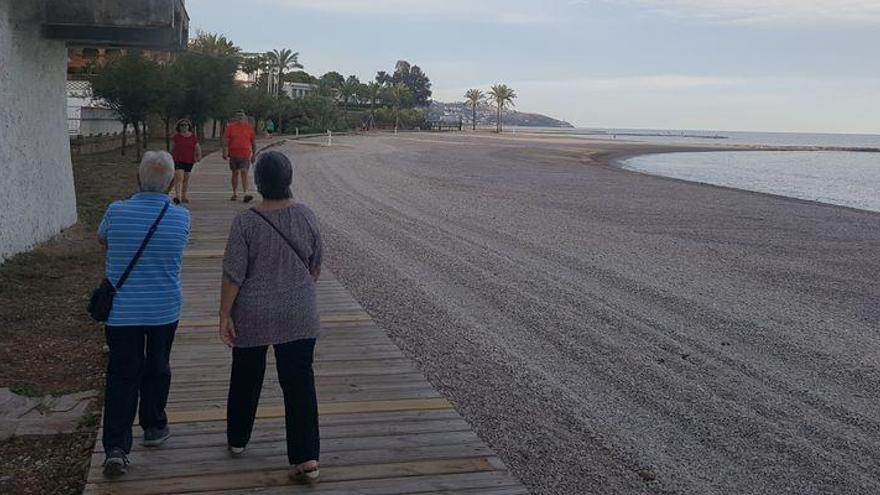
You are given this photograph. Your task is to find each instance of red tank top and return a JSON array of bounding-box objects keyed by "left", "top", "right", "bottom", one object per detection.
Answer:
[{"left": 172, "top": 133, "right": 198, "bottom": 163}]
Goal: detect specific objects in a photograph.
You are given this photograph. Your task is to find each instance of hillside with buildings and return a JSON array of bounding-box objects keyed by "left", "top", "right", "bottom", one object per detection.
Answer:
[{"left": 430, "top": 101, "right": 574, "bottom": 128}]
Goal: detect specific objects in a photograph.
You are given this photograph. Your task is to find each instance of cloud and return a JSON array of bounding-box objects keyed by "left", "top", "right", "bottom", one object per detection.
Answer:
[
  {"left": 440, "top": 75, "right": 743, "bottom": 97},
  {"left": 611, "top": 0, "right": 880, "bottom": 25},
  {"left": 261, "top": 0, "right": 558, "bottom": 25}
]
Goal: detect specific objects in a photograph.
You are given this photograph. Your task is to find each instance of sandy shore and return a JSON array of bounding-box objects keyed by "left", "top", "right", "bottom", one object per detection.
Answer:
[{"left": 286, "top": 132, "right": 880, "bottom": 494}]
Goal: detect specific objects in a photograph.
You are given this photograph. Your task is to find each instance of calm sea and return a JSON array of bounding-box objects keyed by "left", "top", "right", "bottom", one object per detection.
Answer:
[{"left": 519, "top": 127, "right": 880, "bottom": 213}]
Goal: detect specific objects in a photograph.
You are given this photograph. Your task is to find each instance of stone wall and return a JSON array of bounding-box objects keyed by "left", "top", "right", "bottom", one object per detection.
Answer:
[{"left": 0, "top": 1, "right": 78, "bottom": 262}]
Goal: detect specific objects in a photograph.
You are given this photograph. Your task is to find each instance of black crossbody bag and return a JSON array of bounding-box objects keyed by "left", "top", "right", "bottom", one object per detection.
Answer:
[
  {"left": 88, "top": 202, "right": 170, "bottom": 322},
  {"left": 249, "top": 207, "right": 314, "bottom": 271}
]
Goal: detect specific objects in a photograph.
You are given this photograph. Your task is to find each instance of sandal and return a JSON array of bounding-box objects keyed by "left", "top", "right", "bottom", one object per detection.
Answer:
[
  {"left": 243, "top": 194, "right": 254, "bottom": 203},
  {"left": 230, "top": 194, "right": 238, "bottom": 201},
  {"left": 182, "top": 198, "right": 190, "bottom": 204},
  {"left": 172, "top": 197, "right": 180, "bottom": 205},
  {"left": 289, "top": 461, "right": 319, "bottom": 484}
]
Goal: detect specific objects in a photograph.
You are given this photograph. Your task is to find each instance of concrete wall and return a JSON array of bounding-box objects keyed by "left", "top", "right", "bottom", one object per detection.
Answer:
[{"left": 0, "top": 1, "right": 78, "bottom": 262}]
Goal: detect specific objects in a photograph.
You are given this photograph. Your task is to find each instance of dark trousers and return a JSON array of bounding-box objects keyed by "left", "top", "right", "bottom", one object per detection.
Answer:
[
  {"left": 102, "top": 322, "right": 177, "bottom": 454},
  {"left": 227, "top": 338, "right": 319, "bottom": 465}
]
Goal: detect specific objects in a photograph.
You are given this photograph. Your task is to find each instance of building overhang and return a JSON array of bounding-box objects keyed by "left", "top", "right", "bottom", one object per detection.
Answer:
[{"left": 42, "top": 0, "right": 188, "bottom": 50}]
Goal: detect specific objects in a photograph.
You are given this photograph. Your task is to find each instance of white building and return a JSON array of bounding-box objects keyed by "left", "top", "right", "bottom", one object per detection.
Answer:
[
  {"left": 66, "top": 80, "right": 126, "bottom": 136},
  {"left": 282, "top": 82, "right": 318, "bottom": 99}
]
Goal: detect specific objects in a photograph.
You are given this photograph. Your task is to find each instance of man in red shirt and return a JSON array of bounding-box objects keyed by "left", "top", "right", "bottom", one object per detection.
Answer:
[{"left": 223, "top": 110, "right": 257, "bottom": 202}]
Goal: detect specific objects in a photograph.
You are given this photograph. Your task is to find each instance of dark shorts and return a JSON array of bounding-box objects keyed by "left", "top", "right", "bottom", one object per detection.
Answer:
[
  {"left": 229, "top": 158, "right": 250, "bottom": 171},
  {"left": 174, "top": 162, "right": 194, "bottom": 173}
]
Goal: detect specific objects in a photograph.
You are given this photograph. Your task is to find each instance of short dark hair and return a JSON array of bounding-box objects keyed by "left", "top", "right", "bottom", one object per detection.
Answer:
[{"left": 254, "top": 151, "right": 293, "bottom": 200}]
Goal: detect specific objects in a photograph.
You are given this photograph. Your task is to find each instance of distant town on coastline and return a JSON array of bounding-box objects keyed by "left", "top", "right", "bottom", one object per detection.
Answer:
[{"left": 428, "top": 101, "right": 573, "bottom": 129}]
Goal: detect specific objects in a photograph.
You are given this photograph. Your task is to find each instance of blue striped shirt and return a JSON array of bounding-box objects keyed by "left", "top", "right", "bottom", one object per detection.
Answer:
[{"left": 98, "top": 192, "right": 190, "bottom": 326}]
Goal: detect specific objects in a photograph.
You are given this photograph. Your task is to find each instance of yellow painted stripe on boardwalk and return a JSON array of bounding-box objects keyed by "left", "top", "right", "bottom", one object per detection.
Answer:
[
  {"left": 83, "top": 458, "right": 499, "bottom": 493},
  {"left": 178, "top": 312, "right": 372, "bottom": 328},
  {"left": 167, "top": 398, "right": 452, "bottom": 423}
]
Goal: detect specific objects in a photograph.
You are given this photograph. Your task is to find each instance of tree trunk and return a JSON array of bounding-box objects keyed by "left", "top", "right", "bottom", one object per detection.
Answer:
[
  {"left": 497, "top": 105, "right": 502, "bottom": 133},
  {"left": 121, "top": 122, "right": 128, "bottom": 155},
  {"left": 142, "top": 121, "right": 148, "bottom": 149},
  {"left": 133, "top": 121, "right": 142, "bottom": 161},
  {"left": 472, "top": 104, "right": 476, "bottom": 131},
  {"left": 164, "top": 118, "right": 171, "bottom": 151},
  {"left": 212, "top": 119, "right": 217, "bottom": 138}
]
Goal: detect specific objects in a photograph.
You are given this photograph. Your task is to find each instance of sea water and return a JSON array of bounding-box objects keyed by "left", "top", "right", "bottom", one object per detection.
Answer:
[
  {"left": 519, "top": 127, "right": 880, "bottom": 212},
  {"left": 622, "top": 151, "right": 880, "bottom": 213}
]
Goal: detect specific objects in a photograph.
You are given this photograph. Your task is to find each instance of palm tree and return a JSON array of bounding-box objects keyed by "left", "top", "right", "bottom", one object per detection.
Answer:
[
  {"left": 339, "top": 75, "right": 361, "bottom": 122},
  {"left": 487, "top": 84, "right": 516, "bottom": 133},
  {"left": 386, "top": 83, "right": 410, "bottom": 133},
  {"left": 364, "top": 82, "right": 382, "bottom": 129},
  {"left": 189, "top": 31, "right": 241, "bottom": 58},
  {"left": 464, "top": 89, "right": 484, "bottom": 131},
  {"left": 265, "top": 49, "right": 303, "bottom": 96},
  {"left": 240, "top": 54, "right": 267, "bottom": 77}
]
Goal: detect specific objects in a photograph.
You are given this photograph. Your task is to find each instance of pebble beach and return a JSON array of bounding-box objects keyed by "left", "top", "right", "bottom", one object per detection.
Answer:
[{"left": 289, "top": 132, "right": 880, "bottom": 494}]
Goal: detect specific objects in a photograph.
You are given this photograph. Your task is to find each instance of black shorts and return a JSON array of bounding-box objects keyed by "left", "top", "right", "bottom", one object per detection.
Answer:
[{"left": 174, "top": 162, "right": 194, "bottom": 173}]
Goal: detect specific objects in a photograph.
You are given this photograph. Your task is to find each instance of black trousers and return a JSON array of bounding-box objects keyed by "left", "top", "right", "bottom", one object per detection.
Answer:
[
  {"left": 227, "top": 338, "right": 319, "bottom": 465},
  {"left": 102, "top": 322, "right": 178, "bottom": 454}
]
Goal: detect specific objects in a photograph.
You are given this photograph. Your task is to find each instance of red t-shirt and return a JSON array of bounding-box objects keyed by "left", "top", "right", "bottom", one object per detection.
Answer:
[
  {"left": 172, "top": 133, "right": 199, "bottom": 164},
  {"left": 224, "top": 122, "right": 255, "bottom": 160}
]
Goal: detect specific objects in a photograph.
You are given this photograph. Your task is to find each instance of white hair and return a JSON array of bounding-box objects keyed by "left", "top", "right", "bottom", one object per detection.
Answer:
[{"left": 138, "top": 151, "right": 175, "bottom": 193}]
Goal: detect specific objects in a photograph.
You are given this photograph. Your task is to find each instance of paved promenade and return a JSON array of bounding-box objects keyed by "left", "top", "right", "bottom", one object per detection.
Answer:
[{"left": 82, "top": 142, "right": 527, "bottom": 494}]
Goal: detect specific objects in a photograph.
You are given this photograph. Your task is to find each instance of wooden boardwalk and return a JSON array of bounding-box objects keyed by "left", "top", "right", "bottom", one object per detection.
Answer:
[{"left": 83, "top": 143, "right": 527, "bottom": 494}]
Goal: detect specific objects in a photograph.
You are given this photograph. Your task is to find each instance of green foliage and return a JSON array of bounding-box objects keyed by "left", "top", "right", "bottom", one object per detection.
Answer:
[
  {"left": 285, "top": 71, "right": 317, "bottom": 84},
  {"left": 374, "top": 105, "right": 425, "bottom": 130},
  {"left": 265, "top": 48, "right": 303, "bottom": 96},
  {"left": 90, "top": 50, "right": 161, "bottom": 126},
  {"left": 488, "top": 84, "right": 517, "bottom": 133},
  {"left": 339, "top": 75, "right": 361, "bottom": 112},
  {"left": 464, "top": 88, "right": 485, "bottom": 130},
  {"left": 376, "top": 60, "right": 432, "bottom": 106},
  {"left": 172, "top": 50, "right": 239, "bottom": 133},
  {"left": 236, "top": 85, "right": 275, "bottom": 123},
  {"left": 317, "top": 71, "right": 344, "bottom": 98},
  {"left": 240, "top": 53, "right": 268, "bottom": 75},
  {"left": 189, "top": 31, "right": 241, "bottom": 58},
  {"left": 297, "top": 95, "right": 340, "bottom": 132}
]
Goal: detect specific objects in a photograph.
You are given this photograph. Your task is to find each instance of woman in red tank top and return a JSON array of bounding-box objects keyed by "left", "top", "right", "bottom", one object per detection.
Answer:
[{"left": 170, "top": 118, "right": 202, "bottom": 204}]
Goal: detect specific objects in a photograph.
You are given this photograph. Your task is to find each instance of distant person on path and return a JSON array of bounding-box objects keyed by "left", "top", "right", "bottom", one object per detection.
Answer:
[
  {"left": 218, "top": 151, "right": 323, "bottom": 483},
  {"left": 170, "top": 118, "right": 202, "bottom": 204},
  {"left": 265, "top": 119, "right": 275, "bottom": 136},
  {"left": 98, "top": 151, "right": 191, "bottom": 477},
  {"left": 223, "top": 110, "right": 256, "bottom": 202}
]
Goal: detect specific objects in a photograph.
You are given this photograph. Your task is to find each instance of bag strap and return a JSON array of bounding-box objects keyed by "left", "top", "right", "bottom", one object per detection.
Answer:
[
  {"left": 250, "top": 208, "right": 311, "bottom": 271},
  {"left": 116, "top": 201, "right": 170, "bottom": 290}
]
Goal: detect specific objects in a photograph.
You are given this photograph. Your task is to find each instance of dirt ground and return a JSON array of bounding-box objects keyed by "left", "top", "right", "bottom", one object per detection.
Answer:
[{"left": 0, "top": 140, "right": 219, "bottom": 495}]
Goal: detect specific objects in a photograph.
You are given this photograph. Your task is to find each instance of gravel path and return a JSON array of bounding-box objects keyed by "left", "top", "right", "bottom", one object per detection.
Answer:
[{"left": 287, "top": 133, "right": 880, "bottom": 495}]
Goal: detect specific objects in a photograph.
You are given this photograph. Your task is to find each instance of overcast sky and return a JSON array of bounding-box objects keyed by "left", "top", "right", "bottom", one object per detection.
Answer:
[{"left": 186, "top": 0, "right": 880, "bottom": 134}]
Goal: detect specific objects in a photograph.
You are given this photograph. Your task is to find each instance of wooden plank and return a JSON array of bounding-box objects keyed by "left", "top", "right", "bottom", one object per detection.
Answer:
[
  {"left": 167, "top": 398, "right": 453, "bottom": 423},
  {"left": 178, "top": 312, "right": 372, "bottom": 328},
  {"left": 184, "top": 471, "right": 526, "bottom": 495},
  {"left": 88, "top": 437, "right": 491, "bottom": 481},
  {"left": 83, "top": 458, "right": 500, "bottom": 494},
  {"left": 95, "top": 418, "right": 476, "bottom": 453}
]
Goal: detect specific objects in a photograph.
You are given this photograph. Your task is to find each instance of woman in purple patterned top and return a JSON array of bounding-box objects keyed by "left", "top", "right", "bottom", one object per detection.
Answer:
[{"left": 219, "top": 151, "right": 323, "bottom": 483}]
